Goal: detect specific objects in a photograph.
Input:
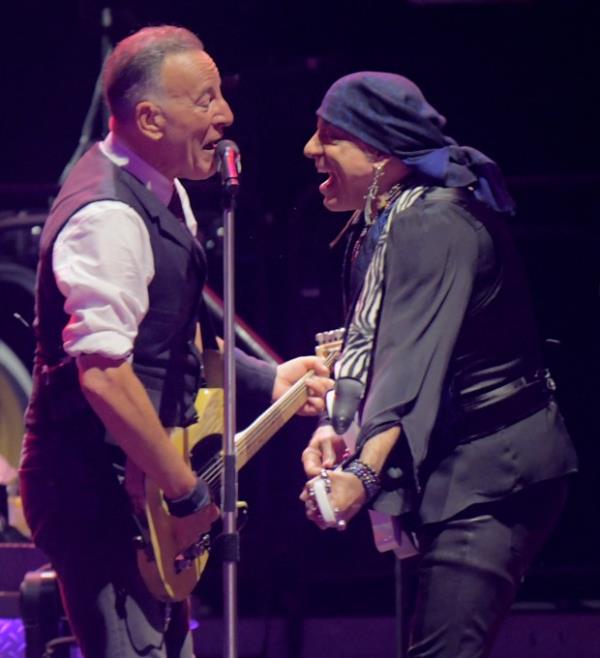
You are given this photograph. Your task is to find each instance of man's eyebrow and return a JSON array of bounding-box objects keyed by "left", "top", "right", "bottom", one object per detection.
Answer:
[
  {"left": 191, "top": 84, "right": 215, "bottom": 99},
  {"left": 319, "top": 123, "right": 335, "bottom": 139}
]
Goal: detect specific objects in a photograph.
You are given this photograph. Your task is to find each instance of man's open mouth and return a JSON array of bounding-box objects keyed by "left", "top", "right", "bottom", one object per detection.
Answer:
[{"left": 319, "top": 173, "right": 336, "bottom": 195}]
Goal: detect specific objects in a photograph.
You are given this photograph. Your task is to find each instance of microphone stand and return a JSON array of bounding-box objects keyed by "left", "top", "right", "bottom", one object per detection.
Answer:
[
  {"left": 220, "top": 164, "right": 241, "bottom": 658},
  {"left": 58, "top": 6, "right": 113, "bottom": 185}
]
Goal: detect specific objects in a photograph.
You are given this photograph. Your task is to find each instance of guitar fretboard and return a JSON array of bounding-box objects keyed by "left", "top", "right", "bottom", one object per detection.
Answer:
[{"left": 199, "top": 350, "right": 338, "bottom": 498}]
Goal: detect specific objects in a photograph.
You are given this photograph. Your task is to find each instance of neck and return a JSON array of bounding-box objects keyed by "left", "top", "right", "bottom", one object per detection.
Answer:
[{"left": 365, "top": 160, "right": 412, "bottom": 221}]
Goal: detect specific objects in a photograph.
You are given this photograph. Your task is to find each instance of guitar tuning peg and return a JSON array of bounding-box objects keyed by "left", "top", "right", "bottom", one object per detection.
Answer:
[{"left": 315, "top": 328, "right": 345, "bottom": 346}]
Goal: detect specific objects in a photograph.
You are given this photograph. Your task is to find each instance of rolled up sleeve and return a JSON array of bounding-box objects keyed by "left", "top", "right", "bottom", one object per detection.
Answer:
[{"left": 53, "top": 201, "right": 155, "bottom": 360}]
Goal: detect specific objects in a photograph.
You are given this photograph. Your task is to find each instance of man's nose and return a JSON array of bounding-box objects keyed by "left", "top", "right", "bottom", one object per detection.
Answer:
[
  {"left": 304, "top": 132, "right": 321, "bottom": 158},
  {"left": 216, "top": 98, "right": 234, "bottom": 127}
]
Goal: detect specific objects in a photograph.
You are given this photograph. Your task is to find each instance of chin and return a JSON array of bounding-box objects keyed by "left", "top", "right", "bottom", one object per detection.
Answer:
[
  {"left": 323, "top": 196, "right": 354, "bottom": 213},
  {"left": 184, "top": 152, "right": 216, "bottom": 181},
  {"left": 184, "top": 164, "right": 215, "bottom": 181},
  {"left": 191, "top": 171, "right": 214, "bottom": 181}
]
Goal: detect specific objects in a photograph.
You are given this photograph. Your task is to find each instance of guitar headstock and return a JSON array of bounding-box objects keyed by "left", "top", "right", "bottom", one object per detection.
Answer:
[{"left": 315, "top": 328, "right": 345, "bottom": 362}]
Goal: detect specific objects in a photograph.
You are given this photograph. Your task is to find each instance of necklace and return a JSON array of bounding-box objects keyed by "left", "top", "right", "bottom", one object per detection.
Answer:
[
  {"left": 377, "top": 182, "right": 405, "bottom": 211},
  {"left": 330, "top": 182, "right": 407, "bottom": 250}
]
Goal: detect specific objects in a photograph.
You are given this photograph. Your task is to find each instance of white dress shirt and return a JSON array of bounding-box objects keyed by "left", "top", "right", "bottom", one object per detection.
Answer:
[{"left": 53, "top": 133, "right": 198, "bottom": 360}]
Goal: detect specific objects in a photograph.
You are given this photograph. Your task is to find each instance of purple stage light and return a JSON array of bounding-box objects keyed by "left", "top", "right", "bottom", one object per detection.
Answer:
[{"left": 0, "top": 618, "right": 25, "bottom": 658}]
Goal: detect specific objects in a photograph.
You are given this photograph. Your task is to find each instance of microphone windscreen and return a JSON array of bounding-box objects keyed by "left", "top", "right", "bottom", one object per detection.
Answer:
[{"left": 215, "top": 139, "right": 241, "bottom": 180}]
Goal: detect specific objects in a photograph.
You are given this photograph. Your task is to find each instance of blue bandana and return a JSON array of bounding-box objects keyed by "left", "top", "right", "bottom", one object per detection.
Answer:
[{"left": 317, "top": 72, "right": 515, "bottom": 214}]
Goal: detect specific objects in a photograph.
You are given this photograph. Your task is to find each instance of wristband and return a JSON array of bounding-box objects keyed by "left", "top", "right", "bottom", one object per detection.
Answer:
[
  {"left": 165, "top": 478, "right": 211, "bottom": 518},
  {"left": 343, "top": 459, "right": 382, "bottom": 501}
]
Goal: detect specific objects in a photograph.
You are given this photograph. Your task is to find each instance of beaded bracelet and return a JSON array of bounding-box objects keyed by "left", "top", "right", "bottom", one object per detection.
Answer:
[{"left": 344, "top": 459, "right": 382, "bottom": 501}]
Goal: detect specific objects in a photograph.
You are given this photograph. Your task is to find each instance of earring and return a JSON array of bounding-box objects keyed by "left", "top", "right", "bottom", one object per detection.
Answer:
[{"left": 364, "top": 161, "right": 385, "bottom": 224}]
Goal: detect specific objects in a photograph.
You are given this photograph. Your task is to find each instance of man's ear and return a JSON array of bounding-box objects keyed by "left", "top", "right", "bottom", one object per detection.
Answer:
[
  {"left": 385, "top": 156, "right": 412, "bottom": 181},
  {"left": 135, "top": 101, "right": 166, "bottom": 141}
]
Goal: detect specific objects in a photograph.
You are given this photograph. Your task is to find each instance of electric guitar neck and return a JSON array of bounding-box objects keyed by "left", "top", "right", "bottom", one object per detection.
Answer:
[{"left": 136, "top": 332, "right": 342, "bottom": 602}]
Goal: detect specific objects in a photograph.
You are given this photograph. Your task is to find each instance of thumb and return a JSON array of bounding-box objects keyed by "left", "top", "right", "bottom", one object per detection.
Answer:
[{"left": 321, "top": 440, "right": 337, "bottom": 468}]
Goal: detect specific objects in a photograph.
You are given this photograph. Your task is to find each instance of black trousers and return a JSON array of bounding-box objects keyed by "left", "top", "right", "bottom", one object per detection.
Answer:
[
  {"left": 20, "top": 432, "right": 193, "bottom": 658},
  {"left": 407, "top": 478, "right": 568, "bottom": 658}
]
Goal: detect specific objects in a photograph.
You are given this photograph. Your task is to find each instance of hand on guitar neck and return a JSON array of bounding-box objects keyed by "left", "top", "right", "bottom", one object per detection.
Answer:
[{"left": 273, "top": 356, "right": 334, "bottom": 415}]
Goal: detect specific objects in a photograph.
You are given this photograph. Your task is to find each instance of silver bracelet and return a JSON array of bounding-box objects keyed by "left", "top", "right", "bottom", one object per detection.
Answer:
[{"left": 344, "top": 459, "right": 382, "bottom": 501}]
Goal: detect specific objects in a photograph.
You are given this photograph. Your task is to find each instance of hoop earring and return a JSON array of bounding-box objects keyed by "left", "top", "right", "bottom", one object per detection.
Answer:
[{"left": 364, "top": 161, "right": 385, "bottom": 224}]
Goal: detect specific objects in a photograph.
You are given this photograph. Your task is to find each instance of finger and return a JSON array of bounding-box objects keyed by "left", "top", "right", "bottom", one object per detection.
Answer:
[
  {"left": 299, "top": 485, "right": 311, "bottom": 502},
  {"left": 301, "top": 482, "right": 326, "bottom": 528},
  {"left": 300, "top": 478, "right": 318, "bottom": 500},
  {"left": 306, "top": 375, "right": 335, "bottom": 395},
  {"left": 305, "top": 504, "right": 328, "bottom": 530},
  {"left": 309, "top": 357, "right": 331, "bottom": 377},
  {"left": 304, "top": 429, "right": 339, "bottom": 469},
  {"left": 302, "top": 447, "right": 324, "bottom": 477},
  {"left": 320, "top": 440, "right": 337, "bottom": 469},
  {"left": 299, "top": 397, "right": 326, "bottom": 416}
]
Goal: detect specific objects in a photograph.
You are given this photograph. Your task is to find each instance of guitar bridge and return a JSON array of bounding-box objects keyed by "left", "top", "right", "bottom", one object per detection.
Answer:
[{"left": 174, "top": 533, "right": 211, "bottom": 574}]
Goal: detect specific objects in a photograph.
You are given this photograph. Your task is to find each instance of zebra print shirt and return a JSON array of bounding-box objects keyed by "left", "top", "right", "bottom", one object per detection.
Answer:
[{"left": 336, "top": 186, "right": 426, "bottom": 396}]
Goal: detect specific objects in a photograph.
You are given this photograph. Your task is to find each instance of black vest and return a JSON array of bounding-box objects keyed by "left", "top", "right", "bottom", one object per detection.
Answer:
[
  {"left": 26, "top": 144, "right": 207, "bottom": 435},
  {"left": 344, "top": 187, "right": 551, "bottom": 445}
]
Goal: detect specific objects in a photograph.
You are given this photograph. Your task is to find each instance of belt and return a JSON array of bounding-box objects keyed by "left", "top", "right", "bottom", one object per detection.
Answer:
[{"left": 454, "top": 369, "right": 556, "bottom": 442}]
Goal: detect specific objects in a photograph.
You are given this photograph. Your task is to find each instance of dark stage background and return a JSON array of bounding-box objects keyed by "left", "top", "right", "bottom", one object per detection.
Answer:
[{"left": 1, "top": 0, "right": 599, "bottom": 618}]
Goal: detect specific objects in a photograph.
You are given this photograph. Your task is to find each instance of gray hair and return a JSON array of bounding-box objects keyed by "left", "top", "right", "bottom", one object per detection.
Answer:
[{"left": 103, "top": 25, "right": 204, "bottom": 123}]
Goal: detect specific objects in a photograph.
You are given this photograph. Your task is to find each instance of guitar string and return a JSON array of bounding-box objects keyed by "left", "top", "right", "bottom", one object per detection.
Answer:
[
  {"left": 200, "top": 390, "right": 305, "bottom": 486},
  {"left": 197, "top": 351, "right": 337, "bottom": 491},
  {"left": 199, "top": 377, "right": 308, "bottom": 487},
  {"left": 201, "top": 349, "right": 338, "bottom": 485},
  {"left": 201, "top": 350, "right": 337, "bottom": 485}
]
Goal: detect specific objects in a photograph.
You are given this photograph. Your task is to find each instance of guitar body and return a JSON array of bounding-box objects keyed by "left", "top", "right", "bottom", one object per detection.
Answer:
[
  {"left": 136, "top": 337, "right": 341, "bottom": 602},
  {"left": 137, "top": 388, "right": 223, "bottom": 602}
]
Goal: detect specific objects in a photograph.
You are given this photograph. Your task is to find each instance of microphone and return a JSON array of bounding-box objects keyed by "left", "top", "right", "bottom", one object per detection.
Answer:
[{"left": 215, "top": 139, "right": 241, "bottom": 196}]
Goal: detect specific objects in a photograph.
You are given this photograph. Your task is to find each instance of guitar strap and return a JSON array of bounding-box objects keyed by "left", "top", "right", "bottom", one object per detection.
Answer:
[{"left": 195, "top": 321, "right": 224, "bottom": 389}]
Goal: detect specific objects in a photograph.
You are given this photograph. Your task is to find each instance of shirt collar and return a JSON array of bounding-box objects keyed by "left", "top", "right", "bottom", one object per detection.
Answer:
[{"left": 99, "top": 132, "right": 175, "bottom": 207}]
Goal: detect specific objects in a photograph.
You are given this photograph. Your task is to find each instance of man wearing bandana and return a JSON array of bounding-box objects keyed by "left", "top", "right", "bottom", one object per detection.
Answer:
[{"left": 301, "top": 72, "right": 577, "bottom": 657}]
